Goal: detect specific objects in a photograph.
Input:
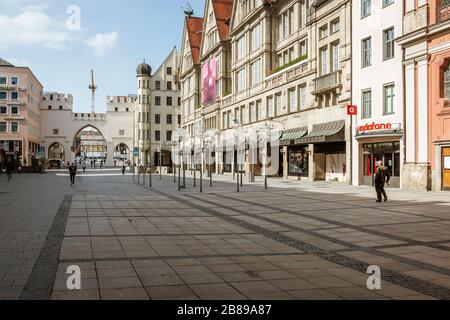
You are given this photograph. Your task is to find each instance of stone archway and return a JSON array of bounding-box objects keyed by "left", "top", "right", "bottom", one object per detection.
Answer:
[
  {"left": 73, "top": 125, "right": 108, "bottom": 166},
  {"left": 48, "top": 142, "right": 65, "bottom": 169},
  {"left": 114, "top": 143, "right": 131, "bottom": 166}
]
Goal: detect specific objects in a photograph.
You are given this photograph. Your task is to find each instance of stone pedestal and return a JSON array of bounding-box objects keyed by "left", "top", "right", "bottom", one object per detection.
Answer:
[{"left": 402, "top": 163, "right": 431, "bottom": 191}]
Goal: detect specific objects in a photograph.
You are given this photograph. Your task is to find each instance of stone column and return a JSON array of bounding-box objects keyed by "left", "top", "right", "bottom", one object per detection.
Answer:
[{"left": 308, "top": 144, "right": 315, "bottom": 181}]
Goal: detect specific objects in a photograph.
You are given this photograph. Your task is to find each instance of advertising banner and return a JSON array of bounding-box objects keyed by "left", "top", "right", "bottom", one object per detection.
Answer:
[{"left": 202, "top": 57, "right": 217, "bottom": 104}]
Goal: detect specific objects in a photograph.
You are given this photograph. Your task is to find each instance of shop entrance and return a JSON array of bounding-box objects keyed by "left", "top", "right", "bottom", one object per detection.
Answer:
[
  {"left": 443, "top": 147, "right": 450, "bottom": 191},
  {"left": 363, "top": 142, "right": 400, "bottom": 188}
]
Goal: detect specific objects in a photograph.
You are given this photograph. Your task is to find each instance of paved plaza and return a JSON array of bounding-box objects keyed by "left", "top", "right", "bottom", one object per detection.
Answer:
[{"left": 2, "top": 169, "right": 450, "bottom": 300}]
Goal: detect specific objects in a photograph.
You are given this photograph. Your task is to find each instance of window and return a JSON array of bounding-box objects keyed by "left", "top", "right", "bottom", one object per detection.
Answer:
[
  {"left": 249, "top": 102, "right": 256, "bottom": 123},
  {"left": 319, "top": 47, "right": 328, "bottom": 75},
  {"left": 251, "top": 59, "right": 262, "bottom": 86},
  {"left": 167, "top": 97, "right": 173, "bottom": 106},
  {"left": 115, "top": 107, "right": 118, "bottom": 112},
  {"left": 331, "top": 19, "right": 340, "bottom": 33},
  {"left": 382, "top": 0, "right": 394, "bottom": 7},
  {"left": 288, "top": 88, "right": 297, "bottom": 113},
  {"left": 11, "top": 106, "right": 18, "bottom": 115},
  {"left": 59, "top": 105, "right": 63, "bottom": 110},
  {"left": 167, "top": 131, "right": 172, "bottom": 141},
  {"left": 167, "top": 114, "right": 173, "bottom": 124},
  {"left": 237, "top": 35, "right": 247, "bottom": 61},
  {"left": 119, "top": 130, "right": 125, "bottom": 136},
  {"left": 383, "top": 27, "right": 395, "bottom": 60},
  {"left": 11, "top": 77, "right": 19, "bottom": 85},
  {"left": 383, "top": 84, "right": 395, "bottom": 115},
  {"left": 167, "top": 81, "right": 172, "bottom": 90},
  {"left": 267, "top": 96, "right": 274, "bottom": 118},
  {"left": 48, "top": 106, "right": 52, "bottom": 110},
  {"left": 0, "top": 106, "right": 7, "bottom": 114},
  {"left": 445, "top": 64, "right": 450, "bottom": 99},
  {"left": 11, "top": 121, "right": 18, "bottom": 133},
  {"left": 299, "top": 84, "right": 307, "bottom": 110},
  {"left": 331, "top": 42, "right": 340, "bottom": 72},
  {"left": 362, "top": 89, "right": 372, "bottom": 119},
  {"left": 251, "top": 22, "right": 262, "bottom": 52},
  {"left": 0, "top": 77, "right": 6, "bottom": 85},
  {"left": 276, "top": 93, "right": 283, "bottom": 115},
  {"left": 53, "top": 129, "right": 59, "bottom": 135},
  {"left": 362, "top": 37, "right": 372, "bottom": 68},
  {"left": 167, "top": 67, "right": 172, "bottom": 75},
  {"left": 0, "top": 122, "right": 6, "bottom": 132},
  {"left": 300, "top": 40, "right": 307, "bottom": 57},
  {"left": 155, "top": 131, "right": 161, "bottom": 141},
  {"left": 319, "top": 25, "right": 328, "bottom": 39},
  {"left": 361, "top": 0, "right": 371, "bottom": 18},
  {"left": 155, "top": 96, "right": 161, "bottom": 106},
  {"left": 237, "top": 68, "right": 247, "bottom": 92},
  {"left": 155, "top": 114, "right": 161, "bottom": 124},
  {"left": 155, "top": 81, "right": 161, "bottom": 90},
  {"left": 0, "top": 92, "right": 6, "bottom": 100},
  {"left": 254, "top": 100, "right": 262, "bottom": 121}
]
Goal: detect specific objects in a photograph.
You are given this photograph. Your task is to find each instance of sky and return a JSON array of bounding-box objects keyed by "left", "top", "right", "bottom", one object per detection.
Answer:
[{"left": 0, "top": 0, "right": 205, "bottom": 113}]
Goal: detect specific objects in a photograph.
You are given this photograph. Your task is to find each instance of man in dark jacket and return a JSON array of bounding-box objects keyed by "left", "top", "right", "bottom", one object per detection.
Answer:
[
  {"left": 5, "top": 160, "right": 13, "bottom": 181},
  {"left": 69, "top": 163, "right": 77, "bottom": 185},
  {"left": 375, "top": 161, "right": 391, "bottom": 203}
]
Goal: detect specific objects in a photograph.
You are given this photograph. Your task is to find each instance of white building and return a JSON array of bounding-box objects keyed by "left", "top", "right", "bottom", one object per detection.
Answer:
[
  {"left": 134, "top": 48, "right": 182, "bottom": 168},
  {"left": 351, "top": 0, "right": 404, "bottom": 188}
]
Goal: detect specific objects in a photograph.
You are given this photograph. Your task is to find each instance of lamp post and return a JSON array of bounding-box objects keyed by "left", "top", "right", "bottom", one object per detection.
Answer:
[
  {"left": 233, "top": 118, "right": 244, "bottom": 193},
  {"left": 258, "top": 118, "right": 284, "bottom": 191}
]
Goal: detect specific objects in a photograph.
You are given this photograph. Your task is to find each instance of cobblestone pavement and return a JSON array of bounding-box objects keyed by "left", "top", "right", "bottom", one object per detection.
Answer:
[{"left": 3, "top": 170, "right": 450, "bottom": 300}]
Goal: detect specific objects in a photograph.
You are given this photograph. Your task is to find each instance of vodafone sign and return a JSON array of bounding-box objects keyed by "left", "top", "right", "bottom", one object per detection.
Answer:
[{"left": 358, "top": 122, "right": 401, "bottom": 133}]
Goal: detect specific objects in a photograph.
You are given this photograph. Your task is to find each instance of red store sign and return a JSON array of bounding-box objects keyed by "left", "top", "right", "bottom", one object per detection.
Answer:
[{"left": 358, "top": 122, "right": 400, "bottom": 133}]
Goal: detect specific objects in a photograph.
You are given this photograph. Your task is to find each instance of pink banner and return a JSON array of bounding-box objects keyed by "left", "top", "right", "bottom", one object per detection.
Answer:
[{"left": 202, "top": 57, "right": 217, "bottom": 104}]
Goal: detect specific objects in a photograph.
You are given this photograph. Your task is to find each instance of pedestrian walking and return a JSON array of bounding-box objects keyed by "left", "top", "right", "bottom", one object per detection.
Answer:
[
  {"left": 5, "top": 160, "right": 13, "bottom": 181},
  {"left": 375, "top": 161, "right": 391, "bottom": 203},
  {"left": 100, "top": 161, "right": 103, "bottom": 170},
  {"left": 82, "top": 161, "right": 86, "bottom": 173},
  {"left": 69, "top": 162, "right": 77, "bottom": 185},
  {"left": 122, "top": 164, "right": 126, "bottom": 176}
]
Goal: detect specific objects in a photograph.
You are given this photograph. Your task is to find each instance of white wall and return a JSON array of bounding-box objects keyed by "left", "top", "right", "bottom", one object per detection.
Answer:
[{"left": 351, "top": 0, "right": 404, "bottom": 186}]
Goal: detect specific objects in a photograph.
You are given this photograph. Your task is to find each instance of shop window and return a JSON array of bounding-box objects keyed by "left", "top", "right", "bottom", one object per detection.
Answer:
[{"left": 289, "top": 147, "right": 309, "bottom": 177}]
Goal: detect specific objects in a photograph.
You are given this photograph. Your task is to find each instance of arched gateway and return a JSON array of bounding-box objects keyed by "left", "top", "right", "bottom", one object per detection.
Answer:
[{"left": 40, "top": 93, "right": 135, "bottom": 167}]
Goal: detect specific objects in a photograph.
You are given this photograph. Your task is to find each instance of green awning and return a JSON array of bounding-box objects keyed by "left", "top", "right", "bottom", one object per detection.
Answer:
[
  {"left": 296, "top": 120, "right": 345, "bottom": 144},
  {"left": 280, "top": 127, "right": 308, "bottom": 146}
]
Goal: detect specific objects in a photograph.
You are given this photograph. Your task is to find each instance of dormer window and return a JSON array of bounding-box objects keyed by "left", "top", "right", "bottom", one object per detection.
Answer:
[{"left": 208, "top": 29, "right": 218, "bottom": 49}]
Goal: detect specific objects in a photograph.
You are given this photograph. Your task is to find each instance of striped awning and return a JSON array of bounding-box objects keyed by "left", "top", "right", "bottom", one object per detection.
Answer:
[
  {"left": 296, "top": 120, "right": 345, "bottom": 144},
  {"left": 279, "top": 127, "right": 308, "bottom": 146}
]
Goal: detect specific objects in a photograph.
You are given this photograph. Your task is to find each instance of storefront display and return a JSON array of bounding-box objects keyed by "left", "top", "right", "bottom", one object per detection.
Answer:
[
  {"left": 363, "top": 142, "right": 400, "bottom": 187},
  {"left": 288, "top": 146, "right": 309, "bottom": 177}
]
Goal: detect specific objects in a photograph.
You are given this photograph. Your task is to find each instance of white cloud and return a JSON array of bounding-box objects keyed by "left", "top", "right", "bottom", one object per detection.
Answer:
[
  {"left": 84, "top": 32, "right": 119, "bottom": 56},
  {"left": 0, "top": 10, "right": 72, "bottom": 50}
]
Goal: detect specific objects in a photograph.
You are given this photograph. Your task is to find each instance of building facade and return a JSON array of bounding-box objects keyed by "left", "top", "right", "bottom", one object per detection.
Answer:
[
  {"left": 351, "top": 0, "right": 405, "bottom": 188},
  {"left": 181, "top": 0, "right": 353, "bottom": 182},
  {"left": 40, "top": 92, "right": 135, "bottom": 167},
  {"left": 398, "top": 0, "right": 450, "bottom": 191},
  {"left": 134, "top": 48, "right": 182, "bottom": 168},
  {"left": 0, "top": 58, "right": 43, "bottom": 169}
]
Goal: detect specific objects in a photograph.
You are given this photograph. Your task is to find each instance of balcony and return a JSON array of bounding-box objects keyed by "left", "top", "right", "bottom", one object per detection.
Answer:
[
  {"left": 403, "top": 5, "right": 428, "bottom": 34},
  {"left": 313, "top": 70, "right": 342, "bottom": 94},
  {"left": 437, "top": 1, "right": 450, "bottom": 23},
  {"left": 265, "top": 59, "right": 309, "bottom": 90}
]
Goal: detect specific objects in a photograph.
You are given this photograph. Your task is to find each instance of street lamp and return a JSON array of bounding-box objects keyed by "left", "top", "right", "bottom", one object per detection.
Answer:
[
  {"left": 257, "top": 117, "right": 284, "bottom": 191},
  {"left": 233, "top": 118, "right": 245, "bottom": 193}
]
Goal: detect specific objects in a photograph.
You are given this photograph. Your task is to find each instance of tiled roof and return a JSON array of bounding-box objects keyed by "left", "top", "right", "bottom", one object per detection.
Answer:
[
  {"left": 0, "top": 58, "right": 14, "bottom": 67},
  {"left": 186, "top": 16, "right": 204, "bottom": 65},
  {"left": 212, "top": 0, "right": 234, "bottom": 40}
]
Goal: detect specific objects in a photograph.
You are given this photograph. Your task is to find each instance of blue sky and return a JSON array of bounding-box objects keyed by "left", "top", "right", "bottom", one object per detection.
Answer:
[{"left": 0, "top": 0, "right": 205, "bottom": 112}]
